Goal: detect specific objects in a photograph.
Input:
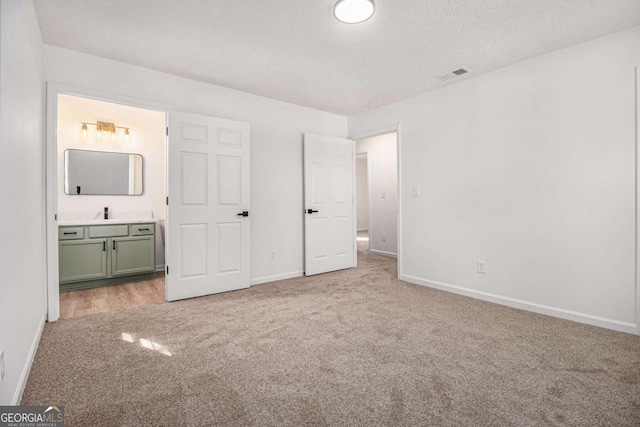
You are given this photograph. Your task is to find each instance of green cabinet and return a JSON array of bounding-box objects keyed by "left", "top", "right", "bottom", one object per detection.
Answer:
[
  {"left": 59, "top": 222, "right": 156, "bottom": 291},
  {"left": 59, "top": 239, "right": 107, "bottom": 282},
  {"left": 112, "top": 236, "right": 155, "bottom": 276}
]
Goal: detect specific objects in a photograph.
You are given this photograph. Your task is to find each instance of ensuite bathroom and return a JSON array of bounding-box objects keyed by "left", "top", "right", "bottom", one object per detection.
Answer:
[{"left": 56, "top": 94, "right": 167, "bottom": 318}]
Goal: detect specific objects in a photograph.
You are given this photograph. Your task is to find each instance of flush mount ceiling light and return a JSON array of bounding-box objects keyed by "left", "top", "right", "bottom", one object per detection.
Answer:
[{"left": 334, "top": 0, "right": 375, "bottom": 24}]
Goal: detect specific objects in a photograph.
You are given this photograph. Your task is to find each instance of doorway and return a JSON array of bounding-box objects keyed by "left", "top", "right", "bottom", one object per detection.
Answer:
[
  {"left": 356, "top": 153, "right": 370, "bottom": 251},
  {"left": 352, "top": 128, "right": 400, "bottom": 275},
  {"left": 46, "top": 85, "right": 170, "bottom": 321}
]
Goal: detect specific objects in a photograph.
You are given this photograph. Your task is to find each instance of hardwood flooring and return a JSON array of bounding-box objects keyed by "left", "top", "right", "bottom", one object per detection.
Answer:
[{"left": 59, "top": 273, "right": 165, "bottom": 319}]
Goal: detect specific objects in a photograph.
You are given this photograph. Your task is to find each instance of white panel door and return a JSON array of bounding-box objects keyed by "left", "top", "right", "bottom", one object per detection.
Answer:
[
  {"left": 166, "top": 111, "right": 250, "bottom": 301},
  {"left": 304, "top": 133, "right": 356, "bottom": 276}
]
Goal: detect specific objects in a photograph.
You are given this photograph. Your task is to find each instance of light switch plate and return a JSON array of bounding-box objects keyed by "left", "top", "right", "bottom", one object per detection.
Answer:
[
  {"left": 0, "top": 348, "right": 5, "bottom": 382},
  {"left": 477, "top": 260, "right": 486, "bottom": 274}
]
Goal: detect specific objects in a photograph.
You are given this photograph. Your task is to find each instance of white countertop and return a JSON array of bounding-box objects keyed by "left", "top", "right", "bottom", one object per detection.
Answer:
[{"left": 58, "top": 218, "right": 157, "bottom": 226}]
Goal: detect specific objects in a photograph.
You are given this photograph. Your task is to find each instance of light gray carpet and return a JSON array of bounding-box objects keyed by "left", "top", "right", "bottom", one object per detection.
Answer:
[{"left": 23, "top": 243, "right": 640, "bottom": 426}]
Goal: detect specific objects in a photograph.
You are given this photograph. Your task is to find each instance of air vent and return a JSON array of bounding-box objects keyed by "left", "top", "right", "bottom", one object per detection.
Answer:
[{"left": 438, "top": 67, "right": 472, "bottom": 81}]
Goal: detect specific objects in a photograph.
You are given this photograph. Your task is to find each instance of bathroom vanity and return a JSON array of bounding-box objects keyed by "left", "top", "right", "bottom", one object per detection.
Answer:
[{"left": 58, "top": 219, "right": 156, "bottom": 291}]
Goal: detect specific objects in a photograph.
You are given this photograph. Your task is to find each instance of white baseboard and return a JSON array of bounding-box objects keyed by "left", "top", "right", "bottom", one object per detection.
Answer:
[
  {"left": 370, "top": 249, "right": 397, "bottom": 259},
  {"left": 251, "top": 270, "right": 304, "bottom": 286},
  {"left": 12, "top": 312, "right": 46, "bottom": 405},
  {"left": 401, "top": 274, "right": 638, "bottom": 335},
  {"left": 155, "top": 264, "right": 165, "bottom": 272},
  {"left": 357, "top": 228, "right": 368, "bottom": 232}
]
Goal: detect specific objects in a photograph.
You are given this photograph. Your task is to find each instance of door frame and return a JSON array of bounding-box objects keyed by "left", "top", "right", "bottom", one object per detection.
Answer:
[
  {"left": 636, "top": 67, "right": 640, "bottom": 336},
  {"left": 44, "top": 82, "right": 168, "bottom": 322},
  {"left": 349, "top": 124, "right": 402, "bottom": 279},
  {"left": 355, "top": 152, "right": 371, "bottom": 252}
]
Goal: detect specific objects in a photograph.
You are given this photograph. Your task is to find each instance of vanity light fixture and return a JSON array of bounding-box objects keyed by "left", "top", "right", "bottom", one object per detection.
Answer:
[
  {"left": 81, "top": 121, "right": 131, "bottom": 142},
  {"left": 334, "top": 0, "right": 375, "bottom": 24}
]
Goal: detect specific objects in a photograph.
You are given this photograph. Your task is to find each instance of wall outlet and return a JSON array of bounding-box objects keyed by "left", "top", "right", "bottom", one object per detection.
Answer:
[
  {"left": 0, "top": 348, "right": 5, "bottom": 382},
  {"left": 382, "top": 233, "right": 386, "bottom": 242},
  {"left": 269, "top": 250, "right": 276, "bottom": 261},
  {"left": 477, "top": 260, "right": 486, "bottom": 274}
]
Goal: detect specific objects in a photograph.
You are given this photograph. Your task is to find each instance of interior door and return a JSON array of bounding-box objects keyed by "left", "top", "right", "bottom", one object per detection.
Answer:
[
  {"left": 304, "top": 133, "right": 356, "bottom": 276},
  {"left": 166, "top": 111, "right": 250, "bottom": 301}
]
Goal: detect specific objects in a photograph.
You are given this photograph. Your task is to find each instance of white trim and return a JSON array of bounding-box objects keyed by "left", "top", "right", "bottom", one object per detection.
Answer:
[
  {"left": 370, "top": 249, "right": 397, "bottom": 259},
  {"left": 366, "top": 151, "right": 372, "bottom": 253},
  {"left": 155, "top": 265, "right": 166, "bottom": 272},
  {"left": 251, "top": 271, "right": 304, "bottom": 286},
  {"left": 45, "top": 82, "right": 169, "bottom": 322},
  {"left": 349, "top": 124, "right": 402, "bottom": 279},
  {"left": 402, "top": 274, "right": 638, "bottom": 335},
  {"left": 45, "top": 83, "right": 60, "bottom": 322},
  {"left": 12, "top": 313, "right": 46, "bottom": 405},
  {"left": 352, "top": 139, "right": 358, "bottom": 268},
  {"left": 636, "top": 67, "right": 640, "bottom": 336},
  {"left": 357, "top": 227, "right": 368, "bottom": 232}
]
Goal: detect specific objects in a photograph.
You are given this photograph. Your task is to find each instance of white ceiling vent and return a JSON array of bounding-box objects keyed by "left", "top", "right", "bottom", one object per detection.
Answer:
[{"left": 438, "top": 67, "right": 471, "bottom": 81}]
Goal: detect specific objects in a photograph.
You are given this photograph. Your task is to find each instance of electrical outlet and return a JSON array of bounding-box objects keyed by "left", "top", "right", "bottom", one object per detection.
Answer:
[
  {"left": 477, "top": 260, "right": 486, "bottom": 274},
  {"left": 382, "top": 234, "right": 386, "bottom": 242},
  {"left": 0, "top": 349, "right": 5, "bottom": 382},
  {"left": 269, "top": 250, "right": 276, "bottom": 261}
]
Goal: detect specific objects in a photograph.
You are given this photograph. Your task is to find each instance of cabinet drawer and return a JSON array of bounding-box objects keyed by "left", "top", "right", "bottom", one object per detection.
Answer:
[
  {"left": 88, "top": 225, "right": 129, "bottom": 238},
  {"left": 59, "top": 227, "right": 84, "bottom": 240},
  {"left": 131, "top": 224, "right": 155, "bottom": 236}
]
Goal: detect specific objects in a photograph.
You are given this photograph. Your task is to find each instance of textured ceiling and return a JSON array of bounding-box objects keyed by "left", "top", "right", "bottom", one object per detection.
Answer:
[{"left": 33, "top": 0, "right": 640, "bottom": 115}]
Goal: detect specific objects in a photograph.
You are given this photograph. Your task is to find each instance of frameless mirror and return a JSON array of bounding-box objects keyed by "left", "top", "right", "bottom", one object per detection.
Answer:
[{"left": 64, "top": 149, "right": 144, "bottom": 195}]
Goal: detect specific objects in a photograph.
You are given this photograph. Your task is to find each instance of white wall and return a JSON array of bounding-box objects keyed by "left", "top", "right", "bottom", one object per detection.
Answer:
[
  {"left": 44, "top": 45, "right": 348, "bottom": 284},
  {"left": 356, "top": 133, "right": 397, "bottom": 256},
  {"left": 356, "top": 156, "right": 369, "bottom": 230},
  {"left": 57, "top": 94, "right": 166, "bottom": 268},
  {"left": 0, "top": 0, "right": 46, "bottom": 404},
  {"left": 349, "top": 26, "right": 640, "bottom": 333}
]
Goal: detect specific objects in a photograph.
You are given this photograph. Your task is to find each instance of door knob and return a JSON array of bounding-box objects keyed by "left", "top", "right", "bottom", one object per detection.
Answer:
[
  {"left": 237, "top": 211, "right": 249, "bottom": 217},
  {"left": 307, "top": 209, "right": 319, "bottom": 214}
]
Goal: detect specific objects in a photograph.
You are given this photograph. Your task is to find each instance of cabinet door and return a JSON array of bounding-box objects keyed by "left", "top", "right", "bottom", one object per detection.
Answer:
[
  {"left": 59, "top": 239, "right": 107, "bottom": 283},
  {"left": 111, "top": 236, "right": 155, "bottom": 276}
]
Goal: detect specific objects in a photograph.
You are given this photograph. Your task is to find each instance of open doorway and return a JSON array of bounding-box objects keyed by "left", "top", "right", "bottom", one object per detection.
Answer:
[
  {"left": 49, "top": 92, "right": 167, "bottom": 319},
  {"left": 356, "top": 153, "right": 370, "bottom": 251},
  {"left": 354, "top": 131, "right": 398, "bottom": 263}
]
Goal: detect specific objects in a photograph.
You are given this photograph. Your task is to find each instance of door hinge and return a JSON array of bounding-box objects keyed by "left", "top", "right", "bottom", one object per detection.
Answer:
[
  {"left": 166, "top": 196, "right": 169, "bottom": 205},
  {"left": 166, "top": 127, "right": 169, "bottom": 136},
  {"left": 54, "top": 213, "right": 58, "bottom": 221},
  {"left": 166, "top": 266, "right": 169, "bottom": 275}
]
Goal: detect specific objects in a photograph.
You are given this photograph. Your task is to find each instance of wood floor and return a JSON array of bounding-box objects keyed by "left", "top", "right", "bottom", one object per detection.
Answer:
[{"left": 59, "top": 273, "right": 165, "bottom": 319}]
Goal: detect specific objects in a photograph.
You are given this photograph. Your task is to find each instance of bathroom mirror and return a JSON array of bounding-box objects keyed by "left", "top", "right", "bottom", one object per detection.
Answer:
[{"left": 64, "top": 149, "right": 144, "bottom": 195}]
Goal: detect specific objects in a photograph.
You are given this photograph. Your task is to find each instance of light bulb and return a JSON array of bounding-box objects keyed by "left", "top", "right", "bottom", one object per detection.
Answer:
[{"left": 334, "top": 0, "right": 375, "bottom": 24}]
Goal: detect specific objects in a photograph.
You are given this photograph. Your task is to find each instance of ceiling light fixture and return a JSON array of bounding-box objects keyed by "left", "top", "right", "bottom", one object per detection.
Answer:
[{"left": 334, "top": 0, "right": 375, "bottom": 24}]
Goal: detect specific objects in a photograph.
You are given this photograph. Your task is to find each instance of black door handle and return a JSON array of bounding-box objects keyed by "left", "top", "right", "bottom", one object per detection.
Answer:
[
  {"left": 237, "top": 211, "right": 249, "bottom": 217},
  {"left": 103, "top": 241, "right": 106, "bottom": 251},
  {"left": 307, "top": 209, "right": 319, "bottom": 214}
]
